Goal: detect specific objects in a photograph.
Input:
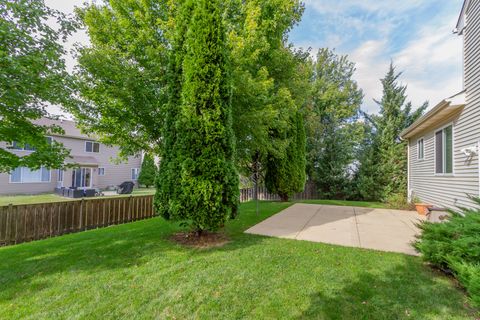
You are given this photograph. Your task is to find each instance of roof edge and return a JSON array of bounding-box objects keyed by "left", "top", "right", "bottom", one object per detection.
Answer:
[
  {"left": 455, "top": 0, "right": 471, "bottom": 35},
  {"left": 400, "top": 91, "right": 466, "bottom": 139}
]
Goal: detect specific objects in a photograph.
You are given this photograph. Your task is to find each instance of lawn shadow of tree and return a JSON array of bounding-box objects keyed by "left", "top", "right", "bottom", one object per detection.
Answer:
[{"left": 0, "top": 201, "right": 286, "bottom": 303}]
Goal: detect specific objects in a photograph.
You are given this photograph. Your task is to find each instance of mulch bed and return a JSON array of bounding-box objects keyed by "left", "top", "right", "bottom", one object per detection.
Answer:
[{"left": 170, "top": 231, "right": 230, "bottom": 249}]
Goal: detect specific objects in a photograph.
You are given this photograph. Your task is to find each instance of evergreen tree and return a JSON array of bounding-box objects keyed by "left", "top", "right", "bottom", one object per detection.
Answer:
[
  {"left": 356, "top": 64, "right": 427, "bottom": 202},
  {"left": 138, "top": 154, "right": 157, "bottom": 188},
  {"left": 155, "top": 0, "right": 192, "bottom": 220},
  {"left": 156, "top": 0, "right": 239, "bottom": 232},
  {"left": 265, "top": 111, "right": 306, "bottom": 201}
]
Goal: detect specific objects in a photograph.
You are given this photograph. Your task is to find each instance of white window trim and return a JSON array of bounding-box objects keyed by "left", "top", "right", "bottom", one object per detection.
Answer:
[
  {"left": 57, "top": 169, "right": 64, "bottom": 182},
  {"left": 434, "top": 122, "right": 455, "bottom": 176},
  {"left": 11, "top": 136, "right": 53, "bottom": 152},
  {"left": 85, "top": 141, "right": 100, "bottom": 153},
  {"left": 417, "top": 137, "right": 425, "bottom": 160},
  {"left": 9, "top": 167, "right": 52, "bottom": 184},
  {"left": 98, "top": 167, "right": 106, "bottom": 176},
  {"left": 131, "top": 168, "right": 140, "bottom": 180}
]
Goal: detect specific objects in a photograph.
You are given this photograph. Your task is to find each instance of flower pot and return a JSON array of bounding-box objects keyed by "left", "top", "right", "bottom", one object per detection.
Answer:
[{"left": 415, "top": 203, "right": 433, "bottom": 215}]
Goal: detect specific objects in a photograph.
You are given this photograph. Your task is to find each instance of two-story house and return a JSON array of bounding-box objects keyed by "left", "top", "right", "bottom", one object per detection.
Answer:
[
  {"left": 0, "top": 117, "right": 142, "bottom": 195},
  {"left": 400, "top": 0, "right": 480, "bottom": 209}
]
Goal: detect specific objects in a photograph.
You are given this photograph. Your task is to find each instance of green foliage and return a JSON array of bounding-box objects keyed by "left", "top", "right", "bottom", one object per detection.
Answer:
[
  {"left": 306, "top": 49, "right": 363, "bottom": 199},
  {"left": 138, "top": 154, "right": 157, "bottom": 188},
  {"left": 265, "top": 111, "right": 306, "bottom": 201},
  {"left": 69, "top": 0, "right": 171, "bottom": 158},
  {"left": 384, "top": 192, "right": 415, "bottom": 210},
  {"left": 415, "top": 198, "right": 480, "bottom": 308},
  {"left": 355, "top": 64, "right": 427, "bottom": 202},
  {"left": 226, "top": 0, "right": 308, "bottom": 181},
  {"left": 155, "top": 0, "right": 239, "bottom": 232},
  {"left": 0, "top": 0, "right": 75, "bottom": 172}
]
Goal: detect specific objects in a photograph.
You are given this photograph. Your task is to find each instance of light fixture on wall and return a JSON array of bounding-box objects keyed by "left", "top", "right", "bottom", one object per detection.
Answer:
[{"left": 461, "top": 146, "right": 478, "bottom": 157}]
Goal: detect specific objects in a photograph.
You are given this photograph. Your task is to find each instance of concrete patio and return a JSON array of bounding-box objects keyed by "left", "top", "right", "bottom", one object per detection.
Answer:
[{"left": 245, "top": 203, "right": 426, "bottom": 255}]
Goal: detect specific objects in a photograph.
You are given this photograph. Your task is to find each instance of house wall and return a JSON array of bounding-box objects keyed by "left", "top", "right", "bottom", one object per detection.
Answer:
[
  {"left": 0, "top": 135, "right": 142, "bottom": 195},
  {"left": 408, "top": 1, "right": 480, "bottom": 209}
]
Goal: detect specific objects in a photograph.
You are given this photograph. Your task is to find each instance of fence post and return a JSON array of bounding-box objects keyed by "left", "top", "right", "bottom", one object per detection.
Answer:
[
  {"left": 79, "top": 199, "right": 84, "bottom": 230},
  {"left": 7, "top": 204, "right": 13, "bottom": 245}
]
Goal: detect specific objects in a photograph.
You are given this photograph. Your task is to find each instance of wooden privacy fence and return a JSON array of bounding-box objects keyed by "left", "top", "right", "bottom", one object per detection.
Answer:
[
  {"left": 1, "top": 186, "right": 318, "bottom": 246},
  {"left": 0, "top": 195, "right": 154, "bottom": 246}
]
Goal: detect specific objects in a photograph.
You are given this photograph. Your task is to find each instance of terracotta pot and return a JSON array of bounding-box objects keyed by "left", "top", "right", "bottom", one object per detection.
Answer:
[{"left": 415, "top": 203, "right": 433, "bottom": 215}]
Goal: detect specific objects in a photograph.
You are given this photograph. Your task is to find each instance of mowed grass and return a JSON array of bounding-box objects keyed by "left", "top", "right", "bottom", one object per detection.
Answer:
[
  {"left": 299, "top": 199, "right": 386, "bottom": 208},
  {"left": 0, "top": 188, "right": 156, "bottom": 206},
  {"left": 0, "top": 201, "right": 476, "bottom": 319}
]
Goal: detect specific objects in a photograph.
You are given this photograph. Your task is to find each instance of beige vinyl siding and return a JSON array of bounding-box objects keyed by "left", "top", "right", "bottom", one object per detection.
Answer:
[
  {"left": 408, "top": 1, "right": 480, "bottom": 209},
  {"left": 0, "top": 135, "right": 142, "bottom": 195}
]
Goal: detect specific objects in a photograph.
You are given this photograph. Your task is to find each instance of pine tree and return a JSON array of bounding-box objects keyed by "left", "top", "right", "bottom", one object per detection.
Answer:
[
  {"left": 156, "top": 0, "right": 239, "bottom": 232},
  {"left": 356, "top": 64, "right": 427, "bottom": 202},
  {"left": 265, "top": 111, "right": 306, "bottom": 201},
  {"left": 138, "top": 154, "right": 157, "bottom": 188}
]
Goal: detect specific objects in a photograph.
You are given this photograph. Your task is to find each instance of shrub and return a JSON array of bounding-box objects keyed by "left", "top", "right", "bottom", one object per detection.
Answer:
[
  {"left": 384, "top": 192, "right": 415, "bottom": 210},
  {"left": 138, "top": 154, "right": 157, "bottom": 188},
  {"left": 414, "top": 198, "right": 480, "bottom": 308}
]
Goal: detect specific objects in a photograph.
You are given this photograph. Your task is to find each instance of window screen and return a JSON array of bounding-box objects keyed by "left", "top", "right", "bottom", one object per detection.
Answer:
[{"left": 435, "top": 125, "right": 453, "bottom": 174}]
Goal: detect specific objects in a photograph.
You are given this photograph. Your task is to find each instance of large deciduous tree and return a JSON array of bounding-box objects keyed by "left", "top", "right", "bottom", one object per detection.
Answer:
[
  {"left": 225, "top": 0, "right": 308, "bottom": 198},
  {"left": 0, "top": 0, "right": 75, "bottom": 172},
  {"left": 156, "top": 0, "right": 239, "bottom": 232},
  {"left": 70, "top": 0, "right": 171, "bottom": 158},
  {"left": 306, "top": 49, "right": 363, "bottom": 199}
]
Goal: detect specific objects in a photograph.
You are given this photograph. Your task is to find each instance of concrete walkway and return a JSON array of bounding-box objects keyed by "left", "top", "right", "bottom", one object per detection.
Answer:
[{"left": 245, "top": 204, "right": 425, "bottom": 255}]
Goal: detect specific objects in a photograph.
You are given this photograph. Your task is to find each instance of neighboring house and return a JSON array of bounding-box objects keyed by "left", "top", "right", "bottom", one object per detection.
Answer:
[
  {"left": 401, "top": 0, "right": 480, "bottom": 209},
  {"left": 0, "top": 118, "right": 142, "bottom": 195}
]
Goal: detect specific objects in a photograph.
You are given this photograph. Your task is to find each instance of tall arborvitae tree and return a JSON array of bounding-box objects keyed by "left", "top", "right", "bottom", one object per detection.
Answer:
[
  {"left": 138, "top": 154, "right": 157, "bottom": 188},
  {"left": 306, "top": 49, "right": 363, "bottom": 199},
  {"left": 265, "top": 111, "right": 306, "bottom": 201},
  {"left": 155, "top": 0, "right": 192, "bottom": 220},
  {"left": 356, "top": 64, "right": 427, "bottom": 202},
  {"left": 156, "top": 0, "right": 239, "bottom": 232}
]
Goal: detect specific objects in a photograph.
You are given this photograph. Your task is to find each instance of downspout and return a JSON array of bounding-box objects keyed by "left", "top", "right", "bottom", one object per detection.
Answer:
[{"left": 407, "top": 138, "right": 411, "bottom": 202}]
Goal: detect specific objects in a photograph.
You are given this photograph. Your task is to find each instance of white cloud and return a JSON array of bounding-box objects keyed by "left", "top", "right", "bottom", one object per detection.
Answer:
[
  {"left": 305, "top": 0, "right": 427, "bottom": 16},
  {"left": 341, "top": 10, "right": 463, "bottom": 114}
]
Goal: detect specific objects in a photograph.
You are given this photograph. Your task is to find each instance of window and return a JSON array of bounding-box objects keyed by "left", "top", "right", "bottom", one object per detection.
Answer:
[
  {"left": 417, "top": 138, "right": 424, "bottom": 160},
  {"left": 435, "top": 125, "right": 453, "bottom": 174},
  {"left": 85, "top": 141, "right": 100, "bottom": 153},
  {"left": 11, "top": 141, "right": 35, "bottom": 151},
  {"left": 11, "top": 137, "right": 53, "bottom": 151},
  {"left": 98, "top": 168, "right": 105, "bottom": 176},
  {"left": 10, "top": 167, "right": 51, "bottom": 183},
  {"left": 57, "top": 169, "right": 64, "bottom": 182},
  {"left": 131, "top": 168, "right": 140, "bottom": 180}
]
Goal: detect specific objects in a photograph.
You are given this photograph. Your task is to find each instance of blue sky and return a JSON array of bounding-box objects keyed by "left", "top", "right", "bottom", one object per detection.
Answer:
[
  {"left": 45, "top": 0, "right": 465, "bottom": 115},
  {"left": 289, "top": 0, "right": 465, "bottom": 113}
]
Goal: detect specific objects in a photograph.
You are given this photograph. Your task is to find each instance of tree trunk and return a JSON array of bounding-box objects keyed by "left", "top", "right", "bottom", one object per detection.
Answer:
[{"left": 280, "top": 193, "right": 289, "bottom": 202}]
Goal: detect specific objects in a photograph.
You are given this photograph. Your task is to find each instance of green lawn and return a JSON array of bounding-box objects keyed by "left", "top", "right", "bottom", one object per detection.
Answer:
[
  {"left": 299, "top": 199, "right": 386, "bottom": 208},
  {"left": 0, "top": 202, "right": 476, "bottom": 319},
  {"left": 0, "top": 188, "right": 156, "bottom": 206}
]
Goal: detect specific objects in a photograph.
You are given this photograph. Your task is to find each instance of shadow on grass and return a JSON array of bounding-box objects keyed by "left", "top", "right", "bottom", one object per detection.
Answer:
[
  {"left": 298, "top": 256, "right": 477, "bottom": 319},
  {"left": 0, "top": 201, "right": 291, "bottom": 302}
]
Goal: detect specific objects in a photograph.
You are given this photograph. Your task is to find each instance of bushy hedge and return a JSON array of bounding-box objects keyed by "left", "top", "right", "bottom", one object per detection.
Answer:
[{"left": 414, "top": 198, "right": 480, "bottom": 308}]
